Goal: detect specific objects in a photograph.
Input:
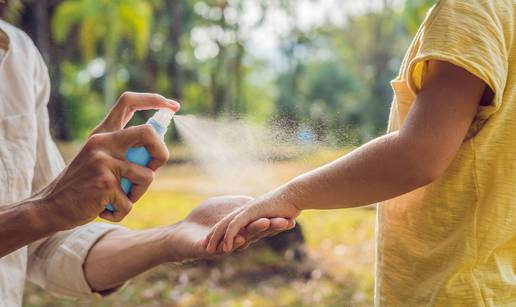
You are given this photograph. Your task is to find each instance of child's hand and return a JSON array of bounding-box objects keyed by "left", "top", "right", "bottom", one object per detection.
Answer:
[{"left": 203, "top": 196, "right": 300, "bottom": 254}]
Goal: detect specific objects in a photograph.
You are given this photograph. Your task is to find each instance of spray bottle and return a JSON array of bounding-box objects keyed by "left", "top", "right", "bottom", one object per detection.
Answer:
[{"left": 105, "top": 109, "right": 175, "bottom": 213}]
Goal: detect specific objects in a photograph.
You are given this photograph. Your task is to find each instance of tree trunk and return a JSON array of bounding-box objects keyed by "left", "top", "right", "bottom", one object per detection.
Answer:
[
  {"left": 20, "top": 0, "right": 70, "bottom": 141},
  {"left": 167, "top": 0, "right": 183, "bottom": 101}
]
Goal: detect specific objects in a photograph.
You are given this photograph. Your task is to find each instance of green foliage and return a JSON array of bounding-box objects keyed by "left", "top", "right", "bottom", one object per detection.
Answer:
[
  {"left": 52, "top": 0, "right": 153, "bottom": 107},
  {"left": 18, "top": 0, "right": 436, "bottom": 141},
  {"left": 59, "top": 61, "right": 105, "bottom": 139},
  {"left": 52, "top": 0, "right": 152, "bottom": 60},
  {"left": 0, "top": 0, "right": 23, "bottom": 23},
  {"left": 403, "top": 0, "right": 437, "bottom": 35}
]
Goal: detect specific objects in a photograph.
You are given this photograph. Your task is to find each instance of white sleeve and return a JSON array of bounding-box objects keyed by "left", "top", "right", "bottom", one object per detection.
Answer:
[{"left": 26, "top": 45, "right": 126, "bottom": 299}]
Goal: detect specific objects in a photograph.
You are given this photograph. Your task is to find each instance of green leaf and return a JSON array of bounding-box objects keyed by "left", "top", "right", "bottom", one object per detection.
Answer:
[{"left": 51, "top": 1, "right": 86, "bottom": 42}]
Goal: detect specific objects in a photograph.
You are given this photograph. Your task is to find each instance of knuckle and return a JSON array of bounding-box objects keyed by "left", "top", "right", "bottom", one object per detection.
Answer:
[
  {"left": 119, "top": 91, "right": 133, "bottom": 104},
  {"left": 150, "top": 93, "right": 165, "bottom": 103},
  {"left": 154, "top": 146, "right": 169, "bottom": 166},
  {"left": 89, "top": 150, "right": 110, "bottom": 167},
  {"left": 95, "top": 173, "right": 117, "bottom": 190},
  {"left": 90, "top": 149, "right": 105, "bottom": 161},
  {"left": 85, "top": 134, "right": 104, "bottom": 150},
  {"left": 119, "top": 202, "right": 133, "bottom": 216},
  {"left": 151, "top": 93, "right": 161, "bottom": 100},
  {"left": 143, "top": 169, "right": 155, "bottom": 184},
  {"left": 139, "top": 124, "right": 155, "bottom": 139}
]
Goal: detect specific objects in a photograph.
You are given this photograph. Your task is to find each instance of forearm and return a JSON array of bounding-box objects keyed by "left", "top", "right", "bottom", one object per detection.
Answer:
[
  {"left": 84, "top": 226, "right": 176, "bottom": 292},
  {"left": 0, "top": 199, "right": 57, "bottom": 257},
  {"left": 281, "top": 132, "right": 434, "bottom": 210}
]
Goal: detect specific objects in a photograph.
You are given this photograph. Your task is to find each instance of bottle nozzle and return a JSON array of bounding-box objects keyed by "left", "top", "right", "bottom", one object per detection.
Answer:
[{"left": 152, "top": 109, "right": 175, "bottom": 129}]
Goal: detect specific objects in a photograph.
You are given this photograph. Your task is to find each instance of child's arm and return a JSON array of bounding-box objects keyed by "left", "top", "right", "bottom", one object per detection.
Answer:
[{"left": 204, "top": 60, "right": 489, "bottom": 253}]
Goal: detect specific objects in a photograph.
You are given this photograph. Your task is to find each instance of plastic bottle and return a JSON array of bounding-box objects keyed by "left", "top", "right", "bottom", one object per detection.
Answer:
[{"left": 105, "top": 109, "right": 175, "bottom": 212}]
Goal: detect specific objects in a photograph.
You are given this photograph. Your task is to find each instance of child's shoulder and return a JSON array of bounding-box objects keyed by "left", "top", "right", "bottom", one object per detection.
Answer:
[
  {"left": 428, "top": 0, "right": 513, "bottom": 35},
  {"left": 436, "top": 0, "right": 513, "bottom": 14}
]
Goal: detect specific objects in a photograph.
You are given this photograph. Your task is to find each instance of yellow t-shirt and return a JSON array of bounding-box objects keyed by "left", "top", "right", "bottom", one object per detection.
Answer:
[{"left": 377, "top": 0, "right": 516, "bottom": 305}]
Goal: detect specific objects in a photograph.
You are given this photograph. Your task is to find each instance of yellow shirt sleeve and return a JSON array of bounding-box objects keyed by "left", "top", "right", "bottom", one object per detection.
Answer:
[{"left": 407, "top": 0, "right": 510, "bottom": 119}]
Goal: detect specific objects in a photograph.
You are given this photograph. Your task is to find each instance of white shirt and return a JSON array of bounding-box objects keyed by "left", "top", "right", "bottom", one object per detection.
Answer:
[{"left": 0, "top": 20, "right": 122, "bottom": 306}]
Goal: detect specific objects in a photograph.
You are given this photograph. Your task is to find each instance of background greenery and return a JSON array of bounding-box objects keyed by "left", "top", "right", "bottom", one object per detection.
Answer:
[
  {"left": 1, "top": 0, "right": 435, "bottom": 306},
  {"left": 4, "top": 0, "right": 434, "bottom": 142}
]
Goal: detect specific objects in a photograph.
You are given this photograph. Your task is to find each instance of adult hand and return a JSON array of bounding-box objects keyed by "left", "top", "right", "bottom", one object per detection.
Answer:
[
  {"left": 204, "top": 189, "right": 301, "bottom": 254},
  {"left": 35, "top": 92, "right": 180, "bottom": 230},
  {"left": 164, "top": 196, "right": 296, "bottom": 263}
]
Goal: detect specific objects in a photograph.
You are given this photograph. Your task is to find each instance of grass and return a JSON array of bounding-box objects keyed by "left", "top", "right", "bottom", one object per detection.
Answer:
[{"left": 23, "top": 146, "right": 376, "bottom": 307}]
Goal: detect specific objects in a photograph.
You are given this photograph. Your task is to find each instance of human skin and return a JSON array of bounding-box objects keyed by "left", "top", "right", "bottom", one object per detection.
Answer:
[
  {"left": 84, "top": 196, "right": 295, "bottom": 291},
  {"left": 204, "top": 60, "right": 490, "bottom": 253},
  {"left": 0, "top": 92, "right": 179, "bottom": 258},
  {"left": 0, "top": 91, "right": 292, "bottom": 294}
]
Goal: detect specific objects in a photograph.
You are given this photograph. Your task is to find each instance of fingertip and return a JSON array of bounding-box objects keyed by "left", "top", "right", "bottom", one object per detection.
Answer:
[
  {"left": 247, "top": 218, "right": 270, "bottom": 233},
  {"left": 168, "top": 99, "right": 181, "bottom": 112},
  {"left": 210, "top": 240, "right": 219, "bottom": 254},
  {"left": 258, "top": 218, "right": 271, "bottom": 231},
  {"left": 202, "top": 237, "right": 210, "bottom": 249},
  {"left": 288, "top": 219, "right": 297, "bottom": 229},
  {"left": 270, "top": 217, "right": 289, "bottom": 230},
  {"left": 207, "top": 243, "right": 215, "bottom": 254},
  {"left": 205, "top": 238, "right": 213, "bottom": 253},
  {"left": 225, "top": 239, "right": 233, "bottom": 253},
  {"left": 235, "top": 235, "right": 246, "bottom": 248}
]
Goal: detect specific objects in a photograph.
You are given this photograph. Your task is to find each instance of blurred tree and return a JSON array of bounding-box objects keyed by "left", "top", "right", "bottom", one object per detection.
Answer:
[
  {"left": 51, "top": 0, "right": 153, "bottom": 107},
  {"left": 188, "top": 0, "right": 255, "bottom": 118},
  {"left": 403, "top": 0, "right": 436, "bottom": 35},
  {"left": 14, "top": 0, "right": 72, "bottom": 140},
  {"left": 4, "top": 0, "right": 432, "bottom": 143},
  {"left": 334, "top": 1, "right": 407, "bottom": 138},
  {"left": 273, "top": 0, "right": 309, "bottom": 128}
]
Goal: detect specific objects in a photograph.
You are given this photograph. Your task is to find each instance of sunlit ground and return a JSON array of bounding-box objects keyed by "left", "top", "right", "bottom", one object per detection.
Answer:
[{"left": 24, "top": 146, "right": 376, "bottom": 307}]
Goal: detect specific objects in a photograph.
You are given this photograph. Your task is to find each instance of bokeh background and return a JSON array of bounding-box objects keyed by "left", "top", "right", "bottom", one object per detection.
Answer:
[{"left": 1, "top": 0, "right": 434, "bottom": 306}]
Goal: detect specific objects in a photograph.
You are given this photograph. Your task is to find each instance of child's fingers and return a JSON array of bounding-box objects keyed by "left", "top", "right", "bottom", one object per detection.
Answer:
[
  {"left": 204, "top": 225, "right": 219, "bottom": 254},
  {"left": 206, "top": 213, "right": 237, "bottom": 254},
  {"left": 246, "top": 218, "right": 271, "bottom": 233},
  {"left": 223, "top": 212, "right": 253, "bottom": 252},
  {"left": 287, "top": 219, "right": 296, "bottom": 230},
  {"left": 234, "top": 235, "right": 246, "bottom": 249},
  {"left": 202, "top": 230, "right": 213, "bottom": 250},
  {"left": 206, "top": 223, "right": 225, "bottom": 254},
  {"left": 269, "top": 217, "right": 289, "bottom": 231}
]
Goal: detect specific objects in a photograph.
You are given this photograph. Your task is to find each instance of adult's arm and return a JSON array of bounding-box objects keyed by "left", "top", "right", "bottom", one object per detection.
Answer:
[
  {"left": 83, "top": 196, "right": 294, "bottom": 292},
  {"left": 0, "top": 92, "right": 179, "bottom": 258}
]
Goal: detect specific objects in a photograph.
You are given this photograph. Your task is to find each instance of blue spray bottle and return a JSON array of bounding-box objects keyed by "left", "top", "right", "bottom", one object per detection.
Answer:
[{"left": 105, "top": 109, "right": 175, "bottom": 212}]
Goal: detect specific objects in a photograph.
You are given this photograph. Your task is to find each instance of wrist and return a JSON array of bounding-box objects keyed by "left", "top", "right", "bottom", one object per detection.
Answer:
[
  {"left": 142, "top": 227, "right": 178, "bottom": 265},
  {"left": 160, "top": 223, "right": 188, "bottom": 263},
  {"left": 31, "top": 194, "right": 71, "bottom": 232},
  {"left": 277, "top": 180, "right": 304, "bottom": 212},
  {"left": 20, "top": 198, "right": 61, "bottom": 237}
]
